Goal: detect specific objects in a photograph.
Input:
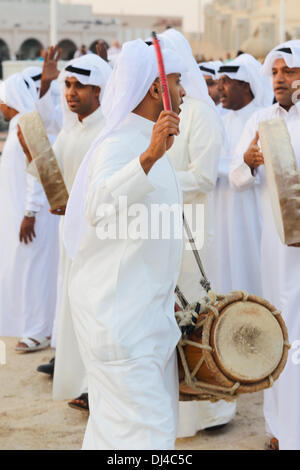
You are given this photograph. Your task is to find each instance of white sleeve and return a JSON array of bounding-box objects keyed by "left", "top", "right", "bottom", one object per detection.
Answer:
[
  {"left": 86, "top": 144, "right": 155, "bottom": 227},
  {"left": 25, "top": 173, "right": 47, "bottom": 212},
  {"left": 36, "top": 89, "right": 63, "bottom": 137},
  {"left": 177, "top": 104, "right": 222, "bottom": 203},
  {"left": 229, "top": 114, "right": 259, "bottom": 191}
]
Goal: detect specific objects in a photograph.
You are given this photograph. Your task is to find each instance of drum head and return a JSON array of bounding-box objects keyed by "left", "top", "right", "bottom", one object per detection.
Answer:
[{"left": 212, "top": 301, "right": 284, "bottom": 383}]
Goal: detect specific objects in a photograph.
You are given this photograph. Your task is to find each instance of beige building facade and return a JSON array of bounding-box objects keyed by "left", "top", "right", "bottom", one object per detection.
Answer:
[
  {"left": 0, "top": 0, "right": 182, "bottom": 78},
  {"left": 0, "top": 0, "right": 120, "bottom": 63},
  {"left": 201, "top": 0, "right": 300, "bottom": 60}
]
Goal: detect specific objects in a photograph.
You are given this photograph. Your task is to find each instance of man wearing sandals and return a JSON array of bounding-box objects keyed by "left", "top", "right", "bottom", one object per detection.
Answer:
[
  {"left": 18, "top": 49, "right": 111, "bottom": 412},
  {"left": 0, "top": 73, "right": 59, "bottom": 352}
]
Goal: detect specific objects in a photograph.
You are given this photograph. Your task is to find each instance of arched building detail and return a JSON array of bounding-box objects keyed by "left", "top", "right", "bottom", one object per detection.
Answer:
[
  {"left": 19, "top": 38, "right": 44, "bottom": 60},
  {"left": 58, "top": 39, "right": 77, "bottom": 61}
]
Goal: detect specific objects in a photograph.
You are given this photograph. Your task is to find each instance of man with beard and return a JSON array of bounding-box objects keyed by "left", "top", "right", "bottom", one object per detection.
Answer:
[
  {"left": 209, "top": 54, "right": 273, "bottom": 297},
  {"left": 230, "top": 40, "right": 300, "bottom": 451}
]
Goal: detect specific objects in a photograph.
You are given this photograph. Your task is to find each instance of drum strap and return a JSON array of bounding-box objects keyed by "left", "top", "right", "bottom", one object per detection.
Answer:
[
  {"left": 183, "top": 213, "right": 212, "bottom": 293},
  {"left": 175, "top": 286, "right": 189, "bottom": 308}
]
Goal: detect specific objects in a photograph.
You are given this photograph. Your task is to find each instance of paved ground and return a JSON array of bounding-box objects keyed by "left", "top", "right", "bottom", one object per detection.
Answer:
[{"left": 0, "top": 337, "right": 267, "bottom": 450}]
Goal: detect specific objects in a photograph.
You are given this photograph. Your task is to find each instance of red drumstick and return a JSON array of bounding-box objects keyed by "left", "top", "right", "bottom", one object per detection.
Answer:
[{"left": 152, "top": 31, "right": 172, "bottom": 111}]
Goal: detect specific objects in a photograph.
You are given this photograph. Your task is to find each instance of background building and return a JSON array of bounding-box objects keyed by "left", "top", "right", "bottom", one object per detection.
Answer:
[
  {"left": 0, "top": 0, "right": 183, "bottom": 62},
  {"left": 0, "top": 0, "right": 120, "bottom": 64},
  {"left": 202, "top": 0, "right": 300, "bottom": 60}
]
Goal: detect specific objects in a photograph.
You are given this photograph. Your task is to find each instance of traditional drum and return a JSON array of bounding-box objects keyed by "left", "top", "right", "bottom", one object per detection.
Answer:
[
  {"left": 259, "top": 117, "right": 300, "bottom": 245},
  {"left": 18, "top": 110, "right": 69, "bottom": 212},
  {"left": 178, "top": 291, "right": 290, "bottom": 402}
]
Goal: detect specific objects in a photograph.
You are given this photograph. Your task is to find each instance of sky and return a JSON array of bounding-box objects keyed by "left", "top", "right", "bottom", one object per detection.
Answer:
[{"left": 62, "top": 0, "right": 212, "bottom": 32}]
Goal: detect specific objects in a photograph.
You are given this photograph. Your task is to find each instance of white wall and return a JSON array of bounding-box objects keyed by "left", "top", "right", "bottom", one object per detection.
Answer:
[{"left": 62, "top": 0, "right": 210, "bottom": 33}]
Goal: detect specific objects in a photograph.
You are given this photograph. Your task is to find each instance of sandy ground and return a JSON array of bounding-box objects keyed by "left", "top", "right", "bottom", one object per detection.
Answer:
[{"left": 0, "top": 337, "right": 267, "bottom": 450}]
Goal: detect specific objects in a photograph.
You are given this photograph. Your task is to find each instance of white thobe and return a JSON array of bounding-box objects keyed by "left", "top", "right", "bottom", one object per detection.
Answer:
[
  {"left": 229, "top": 102, "right": 300, "bottom": 450},
  {"left": 168, "top": 96, "right": 236, "bottom": 436},
  {"left": 210, "top": 100, "right": 263, "bottom": 295},
  {"left": 217, "top": 102, "right": 229, "bottom": 117},
  {"left": 0, "top": 114, "right": 59, "bottom": 339},
  {"left": 68, "top": 113, "right": 183, "bottom": 450},
  {"left": 52, "top": 107, "right": 106, "bottom": 400}
]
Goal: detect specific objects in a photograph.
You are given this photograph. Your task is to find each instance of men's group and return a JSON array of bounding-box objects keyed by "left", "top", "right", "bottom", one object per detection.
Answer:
[{"left": 0, "top": 29, "right": 300, "bottom": 451}]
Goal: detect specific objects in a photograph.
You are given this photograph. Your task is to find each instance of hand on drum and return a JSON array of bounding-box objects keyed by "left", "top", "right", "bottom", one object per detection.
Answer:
[
  {"left": 244, "top": 131, "right": 264, "bottom": 172},
  {"left": 50, "top": 206, "right": 66, "bottom": 216}
]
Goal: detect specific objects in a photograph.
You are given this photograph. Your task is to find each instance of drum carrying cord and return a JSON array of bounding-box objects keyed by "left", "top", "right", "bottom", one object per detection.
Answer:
[
  {"left": 175, "top": 286, "right": 189, "bottom": 309},
  {"left": 183, "top": 213, "right": 211, "bottom": 293}
]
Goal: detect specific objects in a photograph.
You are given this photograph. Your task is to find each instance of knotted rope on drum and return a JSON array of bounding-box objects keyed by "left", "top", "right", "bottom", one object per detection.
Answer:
[{"left": 231, "top": 290, "right": 249, "bottom": 302}]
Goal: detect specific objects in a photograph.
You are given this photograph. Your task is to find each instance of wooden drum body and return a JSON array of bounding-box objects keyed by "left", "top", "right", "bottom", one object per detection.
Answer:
[{"left": 178, "top": 292, "right": 290, "bottom": 401}]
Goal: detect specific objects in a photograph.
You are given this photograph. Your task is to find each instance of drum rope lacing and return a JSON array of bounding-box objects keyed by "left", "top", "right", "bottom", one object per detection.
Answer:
[
  {"left": 177, "top": 292, "right": 244, "bottom": 400},
  {"left": 178, "top": 291, "right": 291, "bottom": 400}
]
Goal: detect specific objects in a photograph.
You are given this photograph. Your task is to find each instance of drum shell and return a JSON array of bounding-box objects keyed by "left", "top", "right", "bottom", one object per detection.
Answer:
[{"left": 178, "top": 293, "right": 290, "bottom": 399}]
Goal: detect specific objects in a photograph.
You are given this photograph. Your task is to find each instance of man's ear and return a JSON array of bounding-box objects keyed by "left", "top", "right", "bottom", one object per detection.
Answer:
[
  {"left": 94, "top": 86, "right": 101, "bottom": 100},
  {"left": 148, "top": 80, "right": 161, "bottom": 101},
  {"left": 244, "top": 82, "right": 254, "bottom": 98}
]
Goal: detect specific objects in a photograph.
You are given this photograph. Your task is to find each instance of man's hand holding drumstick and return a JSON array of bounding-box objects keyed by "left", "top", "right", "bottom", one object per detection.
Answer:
[{"left": 140, "top": 111, "right": 180, "bottom": 175}]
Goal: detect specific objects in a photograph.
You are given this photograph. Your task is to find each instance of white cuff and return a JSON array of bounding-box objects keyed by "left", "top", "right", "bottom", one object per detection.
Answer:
[{"left": 230, "top": 162, "right": 256, "bottom": 191}]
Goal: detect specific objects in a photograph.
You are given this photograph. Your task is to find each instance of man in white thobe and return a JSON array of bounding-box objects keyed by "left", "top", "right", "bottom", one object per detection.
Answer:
[
  {"left": 209, "top": 54, "right": 273, "bottom": 296},
  {"left": 229, "top": 40, "right": 300, "bottom": 451},
  {"left": 63, "top": 39, "right": 186, "bottom": 450},
  {"left": 160, "top": 28, "right": 237, "bottom": 436},
  {"left": 0, "top": 73, "right": 59, "bottom": 350},
  {"left": 52, "top": 54, "right": 111, "bottom": 405},
  {"left": 22, "top": 54, "right": 112, "bottom": 407}
]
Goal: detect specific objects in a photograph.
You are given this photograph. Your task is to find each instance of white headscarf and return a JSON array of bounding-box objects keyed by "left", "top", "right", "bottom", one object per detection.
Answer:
[
  {"left": 262, "top": 40, "right": 300, "bottom": 76},
  {"left": 23, "top": 66, "right": 42, "bottom": 91},
  {"left": 58, "top": 53, "right": 112, "bottom": 131},
  {"left": 217, "top": 53, "right": 273, "bottom": 107},
  {"left": 63, "top": 38, "right": 187, "bottom": 259},
  {"left": 199, "top": 61, "right": 223, "bottom": 78},
  {"left": 0, "top": 72, "right": 37, "bottom": 115},
  {"left": 159, "top": 29, "right": 214, "bottom": 107}
]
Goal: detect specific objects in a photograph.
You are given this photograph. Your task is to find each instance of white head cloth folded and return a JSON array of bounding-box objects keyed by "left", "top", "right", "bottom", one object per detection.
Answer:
[
  {"left": 217, "top": 53, "right": 273, "bottom": 107},
  {"left": 199, "top": 61, "right": 223, "bottom": 78},
  {"left": 262, "top": 40, "right": 300, "bottom": 76},
  {"left": 159, "top": 28, "right": 214, "bottom": 107},
  {"left": 23, "top": 66, "right": 42, "bottom": 91},
  {"left": 58, "top": 53, "right": 112, "bottom": 131},
  {"left": 63, "top": 38, "right": 187, "bottom": 259},
  {"left": 0, "top": 72, "right": 37, "bottom": 114}
]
